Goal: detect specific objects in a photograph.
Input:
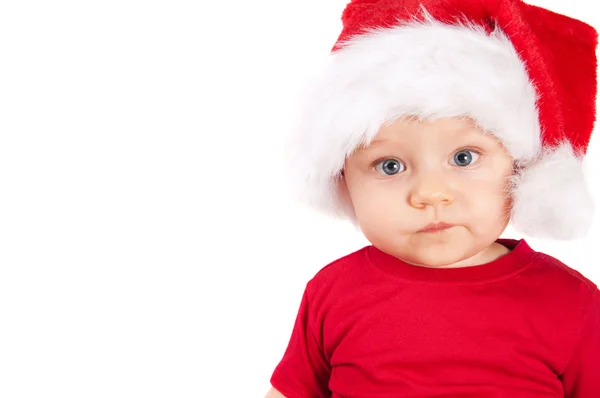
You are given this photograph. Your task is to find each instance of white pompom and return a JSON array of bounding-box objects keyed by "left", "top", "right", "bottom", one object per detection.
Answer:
[{"left": 510, "top": 142, "right": 595, "bottom": 240}]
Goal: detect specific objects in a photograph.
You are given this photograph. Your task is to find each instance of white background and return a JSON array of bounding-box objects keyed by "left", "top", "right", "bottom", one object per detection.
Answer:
[{"left": 0, "top": 1, "right": 598, "bottom": 397}]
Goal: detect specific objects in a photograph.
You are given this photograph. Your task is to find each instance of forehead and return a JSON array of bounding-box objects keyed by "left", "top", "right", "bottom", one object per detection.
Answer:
[{"left": 365, "top": 116, "right": 498, "bottom": 148}]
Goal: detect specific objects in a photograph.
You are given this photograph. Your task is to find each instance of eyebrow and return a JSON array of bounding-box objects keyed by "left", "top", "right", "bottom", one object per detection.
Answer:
[
  {"left": 366, "top": 127, "right": 491, "bottom": 149},
  {"left": 362, "top": 139, "right": 409, "bottom": 154},
  {"left": 365, "top": 139, "right": 392, "bottom": 148}
]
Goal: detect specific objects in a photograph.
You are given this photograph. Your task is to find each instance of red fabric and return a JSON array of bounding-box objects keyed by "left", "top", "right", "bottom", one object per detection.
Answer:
[
  {"left": 270, "top": 239, "right": 600, "bottom": 397},
  {"left": 332, "top": 0, "right": 598, "bottom": 156}
]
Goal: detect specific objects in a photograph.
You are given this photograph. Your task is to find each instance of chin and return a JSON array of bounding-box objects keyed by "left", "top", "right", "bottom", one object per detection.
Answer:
[{"left": 406, "top": 235, "right": 469, "bottom": 267}]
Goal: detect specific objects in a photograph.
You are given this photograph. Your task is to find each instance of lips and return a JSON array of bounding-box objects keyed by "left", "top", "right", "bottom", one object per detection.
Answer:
[{"left": 418, "top": 222, "right": 455, "bottom": 233}]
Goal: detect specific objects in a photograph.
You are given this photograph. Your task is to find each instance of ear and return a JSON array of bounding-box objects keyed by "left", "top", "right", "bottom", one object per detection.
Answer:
[
  {"left": 512, "top": 159, "right": 522, "bottom": 174},
  {"left": 336, "top": 170, "right": 349, "bottom": 202}
]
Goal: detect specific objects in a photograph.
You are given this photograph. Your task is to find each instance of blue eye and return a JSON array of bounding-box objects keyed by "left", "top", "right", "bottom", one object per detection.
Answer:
[
  {"left": 375, "top": 158, "right": 405, "bottom": 175},
  {"left": 451, "top": 150, "right": 480, "bottom": 167}
]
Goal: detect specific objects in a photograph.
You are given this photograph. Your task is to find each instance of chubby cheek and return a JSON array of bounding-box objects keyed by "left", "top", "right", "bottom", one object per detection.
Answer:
[
  {"left": 351, "top": 185, "right": 414, "bottom": 247},
  {"left": 350, "top": 180, "right": 404, "bottom": 223},
  {"left": 352, "top": 192, "right": 385, "bottom": 228},
  {"left": 462, "top": 172, "right": 513, "bottom": 232}
]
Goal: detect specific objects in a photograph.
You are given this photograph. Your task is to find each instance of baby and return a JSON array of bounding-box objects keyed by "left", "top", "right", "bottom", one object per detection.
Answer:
[{"left": 266, "top": 0, "right": 599, "bottom": 397}]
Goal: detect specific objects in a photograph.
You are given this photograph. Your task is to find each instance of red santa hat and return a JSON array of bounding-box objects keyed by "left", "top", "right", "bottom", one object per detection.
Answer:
[{"left": 288, "top": 0, "right": 598, "bottom": 240}]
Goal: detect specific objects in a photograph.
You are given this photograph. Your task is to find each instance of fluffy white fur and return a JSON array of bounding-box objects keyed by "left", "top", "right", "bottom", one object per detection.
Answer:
[
  {"left": 510, "top": 142, "right": 595, "bottom": 239},
  {"left": 286, "top": 14, "right": 594, "bottom": 239}
]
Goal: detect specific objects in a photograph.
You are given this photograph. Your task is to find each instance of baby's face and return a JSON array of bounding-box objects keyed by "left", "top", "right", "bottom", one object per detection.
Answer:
[{"left": 342, "top": 116, "right": 515, "bottom": 268}]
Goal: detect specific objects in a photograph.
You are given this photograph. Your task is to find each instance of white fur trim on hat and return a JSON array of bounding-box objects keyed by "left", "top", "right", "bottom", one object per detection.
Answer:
[{"left": 510, "top": 142, "right": 595, "bottom": 239}]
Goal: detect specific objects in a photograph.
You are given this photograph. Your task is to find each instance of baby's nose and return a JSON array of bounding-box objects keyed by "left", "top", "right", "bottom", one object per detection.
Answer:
[{"left": 408, "top": 172, "right": 454, "bottom": 209}]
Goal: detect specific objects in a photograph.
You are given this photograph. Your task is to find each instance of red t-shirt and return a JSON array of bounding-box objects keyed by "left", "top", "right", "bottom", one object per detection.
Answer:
[{"left": 270, "top": 239, "right": 600, "bottom": 397}]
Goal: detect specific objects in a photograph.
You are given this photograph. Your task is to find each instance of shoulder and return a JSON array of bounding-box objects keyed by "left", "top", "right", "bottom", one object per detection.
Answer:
[
  {"left": 304, "top": 245, "right": 371, "bottom": 297},
  {"left": 533, "top": 250, "right": 597, "bottom": 290},
  {"left": 529, "top": 249, "right": 598, "bottom": 299}
]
